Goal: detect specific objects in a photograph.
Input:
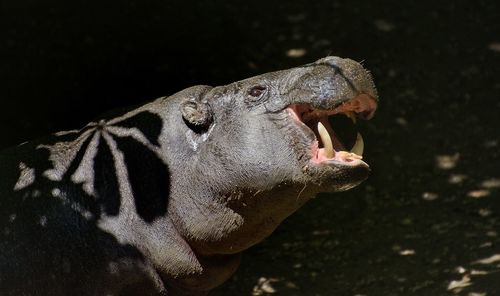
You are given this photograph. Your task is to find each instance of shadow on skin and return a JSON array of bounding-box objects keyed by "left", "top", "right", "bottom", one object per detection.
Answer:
[{"left": 0, "top": 131, "right": 167, "bottom": 295}]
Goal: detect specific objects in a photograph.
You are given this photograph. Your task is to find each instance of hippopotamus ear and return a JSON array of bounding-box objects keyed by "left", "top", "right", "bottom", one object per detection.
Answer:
[{"left": 180, "top": 97, "right": 213, "bottom": 132}]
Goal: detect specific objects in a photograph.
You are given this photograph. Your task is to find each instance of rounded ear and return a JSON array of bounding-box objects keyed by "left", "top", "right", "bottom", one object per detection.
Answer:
[{"left": 181, "top": 97, "right": 213, "bottom": 131}]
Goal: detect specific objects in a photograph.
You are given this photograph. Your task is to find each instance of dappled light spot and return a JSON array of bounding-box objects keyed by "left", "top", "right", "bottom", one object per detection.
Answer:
[
  {"left": 374, "top": 19, "right": 395, "bottom": 32},
  {"left": 470, "top": 270, "right": 488, "bottom": 276},
  {"left": 480, "top": 178, "right": 500, "bottom": 189},
  {"left": 395, "top": 276, "right": 407, "bottom": 283},
  {"left": 478, "top": 208, "right": 492, "bottom": 217},
  {"left": 52, "top": 188, "right": 61, "bottom": 197},
  {"left": 39, "top": 216, "right": 48, "bottom": 227},
  {"left": 32, "top": 190, "right": 41, "bottom": 198},
  {"left": 399, "top": 249, "right": 415, "bottom": 256},
  {"left": 443, "top": 270, "right": 491, "bottom": 296},
  {"left": 483, "top": 139, "right": 498, "bottom": 148},
  {"left": 14, "top": 162, "right": 35, "bottom": 191},
  {"left": 449, "top": 174, "right": 468, "bottom": 185},
  {"left": 284, "top": 281, "right": 297, "bottom": 289},
  {"left": 70, "top": 202, "right": 94, "bottom": 221},
  {"left": 447, "top": 275, "right": 472, "bottom": 292},
  {"left": 401, "top": 217, "right": 413, "bottom": 225},
  {"left": 395, "top": 117, "right": 408, "bottom": 126},
  {"left": 448, "top": 261, "right": 491, "bottom": 295},
  {"left": 286, "top": 48, "right": 307, "bottom": 58},
  {"left": 81, "top": 211, "right": 93, "bottom": 220},
  {"left": 431, "top": 221, "right": 457, "bottom": 234},
  {"left": 108, "top": 262, "right": 119, "bottom": 275},
  {"left": 479, "top": 242, "right": 493, "bottom": 248},
  {"left": 486, "top": 231, "right": 497, "bottom": 237},
  {"left": 392, "top": 244, "right": 415, "bottom": 256},
  {"left": 467, "top": 189, "right": 490, "bottom": 199},
  {"left": 252, "top": 277, "right": 279, "bottom": 295},
  {"left": 488, "top": 42, "right": 500, "bottom": 52},
  {"left": 456, "top": 266, "right": 467, "bottom": 274},
  {"left": 312, "top": 229, "right": 330, "bottom": 236},
  {"left": 436, "top": 153, "right": 460, "bottom": 170},
  {"left": 422, "top": 191, "right": 439, "bottom": 201},
  {"left": 473, "top": 254, "right": 500, "bottom": 265}
]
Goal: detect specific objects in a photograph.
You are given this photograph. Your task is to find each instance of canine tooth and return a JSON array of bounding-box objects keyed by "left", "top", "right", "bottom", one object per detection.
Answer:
[
  {"left": 350, "top": 132, "right": 364, "bottom": 156},
  {"left": 337, "top": 151, "right": 363, "bottom": 160},
  {"left": 317, "top": 122, "right": 335, "bottom": 158},
  {"left": 346, "top": 112, "right": 357, "bottom": 123}
]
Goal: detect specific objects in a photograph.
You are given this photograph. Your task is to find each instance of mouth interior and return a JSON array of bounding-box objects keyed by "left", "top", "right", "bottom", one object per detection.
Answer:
[{"left": 288, "top": 94, "right": 377, "bottom": 164}]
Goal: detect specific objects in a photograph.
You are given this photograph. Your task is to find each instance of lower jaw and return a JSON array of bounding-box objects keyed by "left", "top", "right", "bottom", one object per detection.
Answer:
[
  {"left": 304, "top": 156, "right": 371, "bottom": 192},
  {"left": 309, "top": 141, "right": 367, "bottom": 167}
]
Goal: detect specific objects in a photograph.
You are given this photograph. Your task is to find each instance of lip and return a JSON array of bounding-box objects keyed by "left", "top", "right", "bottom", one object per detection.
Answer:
[
  {"left": 309, "top": 140, "right": 368, "bottom": 167},
  {"left": 287, "top": 93, "right": 378, "bottom": 167}
]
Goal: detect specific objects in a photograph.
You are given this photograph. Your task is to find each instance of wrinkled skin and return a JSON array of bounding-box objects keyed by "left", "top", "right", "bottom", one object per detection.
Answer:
[{"left": 0, "top": 56, "right": 377, "bottom": 295}]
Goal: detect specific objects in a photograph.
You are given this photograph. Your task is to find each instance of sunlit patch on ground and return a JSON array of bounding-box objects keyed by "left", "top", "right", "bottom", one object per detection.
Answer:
[
  {"left": 480, "top": 179, "right": 500, "bottom": 189},
  {"left": 436, "top": 153, "right": 460, "bottom": 170},
  {"left": 473, "top": 254, "right": 500, "bottom": 265},
  {"left": 373, "top": 19, "right": 395, "bottom": 32},
  {"left": 251, "top": 276, "right": 300, "bottom": 295},
  {"left": 447, "top": 254, "right": 500, "bottom": 295},
  {"left": 449, "top": 174, "right": 468, "bottom": 185},
  {"left": 488, "top": 42, "right": 500, "bottom": 52},
  {"left": 467, "top": 190, "right": 490, "bottom": 199},
  {"left": 252, "top": 277, "right": 278, "bottom": 295},
  {"left": 422, "top": 191, "right": 439, "bottom": 201},
  {"left": 286, "top": 48, "right": 307, "bottom": 58}
]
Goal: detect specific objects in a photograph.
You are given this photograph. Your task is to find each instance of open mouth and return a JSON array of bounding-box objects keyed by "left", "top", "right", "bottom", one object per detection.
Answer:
[{"left": 288, "top": 94, "right": 378, "bottom": 165}]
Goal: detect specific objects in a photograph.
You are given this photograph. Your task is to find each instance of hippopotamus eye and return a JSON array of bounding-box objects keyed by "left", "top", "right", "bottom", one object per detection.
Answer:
[{"left": 248, "top": 85, "right": 267, "bottom": 98}]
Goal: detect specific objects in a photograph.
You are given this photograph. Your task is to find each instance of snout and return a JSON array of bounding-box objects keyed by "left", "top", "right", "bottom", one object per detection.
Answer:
[
  {"left": 281, "top": 56, "right": 379, "bottom": 191},
  {"left": 277, "top": 56, "right": 378, "bottom": 115},
  {"left": 313, "top": 56, "right": 378, "bottom": 100},
  {"left": 286, "top": 56, "right": 378, "bottom": 126}
]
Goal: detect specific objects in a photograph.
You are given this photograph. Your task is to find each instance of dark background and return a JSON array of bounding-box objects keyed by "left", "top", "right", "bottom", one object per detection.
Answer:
[{"left": 1, "top": 0, "right": 500, "bottom": 295}]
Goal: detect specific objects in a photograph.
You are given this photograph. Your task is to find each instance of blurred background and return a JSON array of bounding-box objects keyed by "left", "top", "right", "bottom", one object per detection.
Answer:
[{"left": 1, "top": 0, "right": 499, "bottom": 295}]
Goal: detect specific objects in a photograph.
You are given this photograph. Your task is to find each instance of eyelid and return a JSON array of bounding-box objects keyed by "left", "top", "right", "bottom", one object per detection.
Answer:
[{"left": 248, "top": 85, "right": 267, "bottom": 97}]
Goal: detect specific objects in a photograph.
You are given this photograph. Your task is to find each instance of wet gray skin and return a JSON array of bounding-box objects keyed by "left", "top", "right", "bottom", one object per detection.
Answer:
[{"left": 0, "top": 56, "right": 377, "bottom": 295}]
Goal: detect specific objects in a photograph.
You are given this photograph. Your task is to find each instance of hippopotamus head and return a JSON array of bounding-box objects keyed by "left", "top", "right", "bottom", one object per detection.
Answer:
[{"left": 165, "top": 56, "right": 378, "bottom": 256}]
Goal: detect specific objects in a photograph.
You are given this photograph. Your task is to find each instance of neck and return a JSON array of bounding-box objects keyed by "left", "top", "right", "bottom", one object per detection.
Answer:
[
  {"left": 159, "top": 179, "right": 315, "bottom": 293},
  {"left": 171, "top": 183, "right": 314, "bottom": 256},
  {"left": 162, "top": 251, "right": 242, "bottom": 293}
]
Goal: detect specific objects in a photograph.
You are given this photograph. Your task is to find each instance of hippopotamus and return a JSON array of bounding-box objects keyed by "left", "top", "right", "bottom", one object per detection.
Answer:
[{"left": 0, "top": 56, "right": 377, "bottom": 295}]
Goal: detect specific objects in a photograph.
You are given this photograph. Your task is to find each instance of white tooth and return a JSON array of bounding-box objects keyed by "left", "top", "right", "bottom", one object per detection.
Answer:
[
  {"left": 350, "top": 132, "right": 364, "bottom": 157},
  {"left": 317, "top": 121, "right": 335, "bottom": 158}
]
